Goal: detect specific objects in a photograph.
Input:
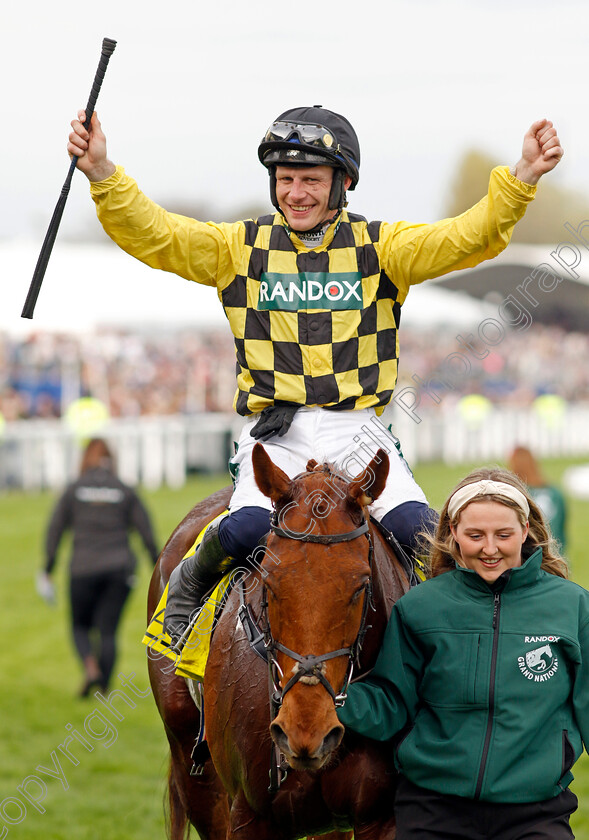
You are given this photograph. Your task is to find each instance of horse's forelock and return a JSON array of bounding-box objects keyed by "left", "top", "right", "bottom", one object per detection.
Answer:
[
  {"left": 288, "top": 466, "right": 358, "bottom": 514},
  {"left": 297, "top": 463, "right": 345, "bottom": 488},
  {"left": 273, "top": 461, "right": 364, "bottom": 525}
]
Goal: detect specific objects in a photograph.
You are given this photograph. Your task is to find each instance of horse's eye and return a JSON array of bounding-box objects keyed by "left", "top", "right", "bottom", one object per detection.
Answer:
[
  {"left": 351, "top": 586, "right": 367, "bottom": 604},
  {"left": 264, "top": 583, "right": 277, "bottom": 601}
]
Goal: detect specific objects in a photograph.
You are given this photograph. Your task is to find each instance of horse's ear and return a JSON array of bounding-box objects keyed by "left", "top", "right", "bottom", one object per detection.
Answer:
[
  {"left": 348, "top": 449, "right": 390, "bottom": 507},
  {"left": 252, "top": 442, "right": 292, "bottom": 503}
]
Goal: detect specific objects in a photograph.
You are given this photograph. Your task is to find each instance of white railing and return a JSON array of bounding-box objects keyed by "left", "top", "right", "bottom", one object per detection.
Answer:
[
  {"left": 0, "top": 414, "right": 245, "bottom": 492},
  {"left": 1, "top": 406, "right": 589, "bottom": 492},
  {"left": 383, "top": 403, "right": 589, "bottom": 467}
]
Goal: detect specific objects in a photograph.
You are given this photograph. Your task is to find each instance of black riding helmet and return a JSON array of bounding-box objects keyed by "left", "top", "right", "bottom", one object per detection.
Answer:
[{"left": 258, "top": 106, "right": 361, "bottom": 213}]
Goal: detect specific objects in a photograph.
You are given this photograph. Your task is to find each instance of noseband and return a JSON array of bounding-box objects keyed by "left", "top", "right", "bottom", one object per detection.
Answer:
[{"left": 264, "top": 511, "right": 374, "bottom": 712}]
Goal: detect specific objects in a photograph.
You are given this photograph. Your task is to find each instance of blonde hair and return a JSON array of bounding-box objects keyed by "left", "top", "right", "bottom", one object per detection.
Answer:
[{"left": 427, "top": 466, "right": 568, "bottom": 580}]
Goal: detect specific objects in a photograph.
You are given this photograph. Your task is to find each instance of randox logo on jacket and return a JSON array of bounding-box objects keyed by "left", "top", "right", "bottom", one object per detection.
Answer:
[{"left": 258, "top": 271, "right": 364, "bottom": 311}]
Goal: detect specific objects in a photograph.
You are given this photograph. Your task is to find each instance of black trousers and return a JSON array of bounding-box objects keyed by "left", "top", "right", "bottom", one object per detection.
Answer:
[
  {"left": 394, "top": 776, "right": 577, "bottom": 840},
  {"left": 70, "top": 569, "right": 132, "bottom": 688}
]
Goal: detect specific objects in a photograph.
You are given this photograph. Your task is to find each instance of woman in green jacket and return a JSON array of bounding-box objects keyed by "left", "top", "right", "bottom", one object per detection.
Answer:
[{"left": 337, "top": 466, "right": 589, "bottom": 839}]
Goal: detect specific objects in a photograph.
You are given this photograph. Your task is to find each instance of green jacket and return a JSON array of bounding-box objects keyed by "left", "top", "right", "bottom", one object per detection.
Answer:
[{"left": 337, "top": 548, "right": 589, "bottom": 803}]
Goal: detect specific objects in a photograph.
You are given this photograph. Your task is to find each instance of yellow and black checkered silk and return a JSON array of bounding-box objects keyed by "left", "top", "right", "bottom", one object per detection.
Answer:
[
  {"left": 219, "top": 212, "right": 401, "bottom": 416},
  {"left": 92, "top": 165, "right": 537, "bottom": 417}
]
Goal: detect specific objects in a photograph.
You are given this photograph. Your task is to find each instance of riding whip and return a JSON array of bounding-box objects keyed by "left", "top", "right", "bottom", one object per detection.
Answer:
[{"left": 21, "top": 37, "right": 117, "bottom": 319}]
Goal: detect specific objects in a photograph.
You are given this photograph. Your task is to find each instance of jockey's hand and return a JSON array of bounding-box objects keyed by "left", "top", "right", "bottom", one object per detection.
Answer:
[
  {"left": 250, "top": 405, "right": 300, "bottom": 441},
  {"left": 36, "top": 571, "right": 56, "bottom": 605},
  {"left": 512, "top": 119, "right": 563, "bottom": 185},
  {"left": 68, "top": 110, "right": 116, "bottom": 182}
]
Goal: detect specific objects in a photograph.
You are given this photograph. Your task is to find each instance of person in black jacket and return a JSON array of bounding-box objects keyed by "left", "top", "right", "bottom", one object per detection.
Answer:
[{"left": 39, "top": 438, "right": 159, "bottom": 696}]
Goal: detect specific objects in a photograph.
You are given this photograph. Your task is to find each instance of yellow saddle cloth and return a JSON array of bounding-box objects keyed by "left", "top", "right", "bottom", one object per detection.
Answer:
[{"left": 142, "top": 513, "right": 233, "bottom": 681}]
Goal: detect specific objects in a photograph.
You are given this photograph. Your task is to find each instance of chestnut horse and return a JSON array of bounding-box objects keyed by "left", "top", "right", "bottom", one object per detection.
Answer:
[{"left": 147, "top": 443, "right": 410, "bottom": 839}]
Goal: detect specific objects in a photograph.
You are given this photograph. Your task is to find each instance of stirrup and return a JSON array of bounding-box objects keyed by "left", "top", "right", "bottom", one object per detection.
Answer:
[{"left": 169, "top": 620, "right": 194, "bottom": 655}]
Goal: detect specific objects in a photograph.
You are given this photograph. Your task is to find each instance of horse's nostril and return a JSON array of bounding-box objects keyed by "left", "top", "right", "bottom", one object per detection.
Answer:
[
  {"left": 323, "top": 725, "right": 344, "bottom": 754},
  {"left": 270, "top": 721, "right": 289, "bottom": 750}
]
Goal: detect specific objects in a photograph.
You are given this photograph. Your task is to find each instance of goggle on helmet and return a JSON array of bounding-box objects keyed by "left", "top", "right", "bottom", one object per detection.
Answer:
[{"left": 258, "top": 106, "right": 361, "bottom": 212}]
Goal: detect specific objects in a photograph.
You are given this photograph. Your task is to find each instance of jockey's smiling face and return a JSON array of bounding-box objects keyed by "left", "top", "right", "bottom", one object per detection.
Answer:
[
  {"left": 275, "top": 165, "right": 351, "bottom": 232},
  {"left": 450, "top": 501, "right": 529, "bottom": 584}
]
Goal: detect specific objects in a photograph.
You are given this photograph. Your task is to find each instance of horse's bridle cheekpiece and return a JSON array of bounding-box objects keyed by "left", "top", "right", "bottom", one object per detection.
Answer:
[
  {"left": 266, "top": 512, "right": 373, "bottom": 706},
  {"left": 254, "top": 508, "right": 375, "bottom": 792}
]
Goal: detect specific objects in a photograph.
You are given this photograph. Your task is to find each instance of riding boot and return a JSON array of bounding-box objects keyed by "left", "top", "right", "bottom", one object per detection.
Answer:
[{"left": 163, "top": 520, "right": 228, "bottom": 645}]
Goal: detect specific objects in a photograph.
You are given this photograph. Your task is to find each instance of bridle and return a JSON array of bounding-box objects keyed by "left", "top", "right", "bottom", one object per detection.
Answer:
[
  {"left": 264, "top": 512, "right": 374, "bottom": 712},
  {"left": 254, "top": 506, "right": 375, "bottom": 793}
]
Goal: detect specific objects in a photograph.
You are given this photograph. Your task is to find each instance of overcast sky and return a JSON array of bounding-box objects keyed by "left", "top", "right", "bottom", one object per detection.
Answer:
[{"left": 3, "top": 0, "right": 588, "bottom": 335}]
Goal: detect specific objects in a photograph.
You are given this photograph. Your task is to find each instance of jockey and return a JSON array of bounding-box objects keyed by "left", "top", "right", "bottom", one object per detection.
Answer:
[{"left": 67, "top": 105, "right": 563, "bottom": 645}]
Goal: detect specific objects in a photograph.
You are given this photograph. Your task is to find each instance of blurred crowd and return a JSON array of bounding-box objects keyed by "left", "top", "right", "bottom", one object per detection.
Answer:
[
  {"left": 1, "top": 322, "right": 589, "bottom": 421},
  {"left": 397, "top": 324, "right": 589, "bottom": 408},
  {"left": 0, "top": 328, "right": 237, "bottom": 420}
]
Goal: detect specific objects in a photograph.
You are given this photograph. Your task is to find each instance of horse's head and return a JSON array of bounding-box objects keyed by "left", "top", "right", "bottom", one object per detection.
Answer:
[{"left": 252, "top": 442, "right": 389, "bottom": 772}]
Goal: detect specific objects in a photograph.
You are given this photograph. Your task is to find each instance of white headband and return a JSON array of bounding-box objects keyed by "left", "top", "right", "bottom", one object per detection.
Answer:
[{"left": 448, "top": 479, "right": 530, "bottom": 521}]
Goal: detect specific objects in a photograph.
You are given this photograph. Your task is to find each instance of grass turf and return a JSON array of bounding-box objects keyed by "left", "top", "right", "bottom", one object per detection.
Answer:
[{"left": 0, "top": 459, "right": 587, "bottom": 838}]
